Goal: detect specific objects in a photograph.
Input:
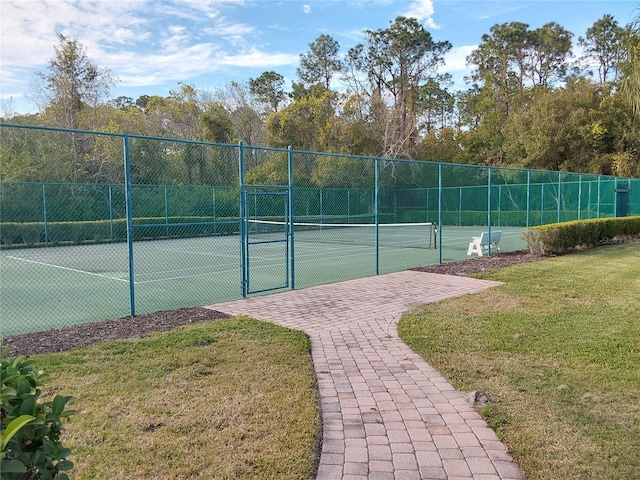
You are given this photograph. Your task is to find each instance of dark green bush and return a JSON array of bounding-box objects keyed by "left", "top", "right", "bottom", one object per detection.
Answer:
[
  {"left": 0, "top": 216, "right": 243, "bottom": 248},
  {"left": 523, "top": 216, "right": 640, "bottom": 254},
  {"left": 1, "top": 348, "right": 77, "bottom": 480}
]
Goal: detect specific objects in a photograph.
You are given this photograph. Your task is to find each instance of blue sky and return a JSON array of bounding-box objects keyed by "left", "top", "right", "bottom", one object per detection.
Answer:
[{"left": 1, "top": 0, "right": 638, "bottom": 115}]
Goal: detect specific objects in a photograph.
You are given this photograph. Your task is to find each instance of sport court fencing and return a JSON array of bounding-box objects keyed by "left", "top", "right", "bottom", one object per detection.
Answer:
[{"left": 1, "top": 123, "right": 638, "bottom": 336}]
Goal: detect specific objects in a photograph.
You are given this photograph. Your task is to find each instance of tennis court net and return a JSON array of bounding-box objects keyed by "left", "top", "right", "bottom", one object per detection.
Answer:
[{"left": 247, "top": 220, "right": 436, "bottom": 249}]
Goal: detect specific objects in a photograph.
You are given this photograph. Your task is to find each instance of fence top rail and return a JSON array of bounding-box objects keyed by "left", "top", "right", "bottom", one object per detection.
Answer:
[{"left": 0, "top": 123, "right": 235, "bottom": 148}]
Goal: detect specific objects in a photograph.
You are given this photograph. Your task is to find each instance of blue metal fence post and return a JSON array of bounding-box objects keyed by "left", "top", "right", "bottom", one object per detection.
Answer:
[
  {"left": 487, "top": 167, "right": 492, "bottom": 255},
  {"left": 164, "top": 185, "right": 170, "bottom": 238},
  {"left": 42, "top": 183, "right": 49, "bottom": 245},
  {"left": 393, "top": 189, "right": 397, "bottom": 223},
  {"left": 438, "top": 163, "right": 443, "bottom": 264},
  {"left": 375, "top": 157, "right": 380, "bottom": 275},
  {"left": 541, "top": 184, "right": 545, "bottom": 224},
  {"left": 426, "top": 188, "right": 430, "bottom": 223},
  {"left": 526, "top": 170, "right": 531, "bottom": 227},
  {"left": 239, "top": 141, "right": 247, "bottom": 297},
  {"left": 557, "top": 172, "right": 562, "bottom": 223},
  {"left": 123, "top": 134, "right": 136, "bottom": 317},
  {"left": 109, "top": 184, "right": 114, "bottom": 241},
  {"left": 498, "top": 184, "right": 502, "bottom": 227},
  {"left": 597, "top": 176, "right": 602, "bottom": 218},
  {"left": 458, "top": 187, "right": 462, "bottom": 226},
  {"left": 212, "top": 186, "right": 217, "bottom": 235},
  {"left": 288, "top": 146, "right": 295, "bottom": 290},
  {"left": 578, "top": 174, "right": 583, "bottom": 220}
]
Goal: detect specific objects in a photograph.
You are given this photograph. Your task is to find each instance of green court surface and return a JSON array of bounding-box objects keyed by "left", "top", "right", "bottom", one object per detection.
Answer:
[{"left": 0, "top": 225, "right": 526, "bottom": 336}]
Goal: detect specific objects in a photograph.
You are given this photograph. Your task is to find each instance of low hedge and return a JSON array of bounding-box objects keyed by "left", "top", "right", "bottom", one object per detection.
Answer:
[
  {"left": 523, "top": 216, "right": 640, "bottom": 255},
  {"left": 0, "top": 217, "right": 242, "bottom": 248}
]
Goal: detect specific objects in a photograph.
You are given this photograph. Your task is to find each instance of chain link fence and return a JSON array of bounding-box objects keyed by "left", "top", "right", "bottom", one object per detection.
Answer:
[{"left": 2, "top": 123, "right": 638, "bottom": 336}]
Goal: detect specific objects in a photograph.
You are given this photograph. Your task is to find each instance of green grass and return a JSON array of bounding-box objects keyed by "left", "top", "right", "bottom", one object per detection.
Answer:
[
  {"left": 33, "top": 318, "right": 320, "bottom": 480},
  {"left": 398, "top": 242, "right": 640, "bottom": 480}
]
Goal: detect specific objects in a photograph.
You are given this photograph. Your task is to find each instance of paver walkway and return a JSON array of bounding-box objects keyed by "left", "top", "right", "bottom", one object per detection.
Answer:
[{"left": 206, "top": 270, "right": 524, "bottom": 480}]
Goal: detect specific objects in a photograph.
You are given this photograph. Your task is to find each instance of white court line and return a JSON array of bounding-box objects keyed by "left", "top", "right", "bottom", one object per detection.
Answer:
[
  {"left": 135, "top": 266, "right": 241, "bottom": 284},
  {"left": 134, "top": 245, "right": 372, "bottom": 284},
  {"left": 152, "top": 246, "right": 240, "bottom": 258},
  {"left": 134, "top": 262, "right": 240, "bottom": 279},
  {"left": 6, "top": 256, "right": 129, "bottom": 282}
]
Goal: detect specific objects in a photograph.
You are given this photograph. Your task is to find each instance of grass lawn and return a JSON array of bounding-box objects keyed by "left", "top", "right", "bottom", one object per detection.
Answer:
[
  {"left": 398, "top": 242, "right": 640, "bottom": 480},
  {"left": 33, "top": 317, "right": 320, "bottom": 479}
]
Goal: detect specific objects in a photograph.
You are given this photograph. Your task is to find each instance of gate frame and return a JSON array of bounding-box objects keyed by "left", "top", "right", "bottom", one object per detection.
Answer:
[{"left": 241, "top": 186, "right": 291, "bottom": 296}]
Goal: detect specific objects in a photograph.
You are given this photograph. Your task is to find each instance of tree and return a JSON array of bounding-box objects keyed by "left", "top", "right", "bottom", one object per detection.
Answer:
[
  {"left": 417, "top": 76, "right": 455, "bottom": 132},
  {"left": 467, "top": 22, "right": 532, "bottom": 111},
  {"left": 528, "top": 22, "right": 573, "bottom": 87},
  {"left": 152, "top": 83, "right": 203, "bottom": 139},
  {"left": 467, "top": 22, "right": 572, "bottom": 106},
  {"left": 501, "top": 77, "right": 600, "bottom": 172},
  {"left": 111, "top": 96, "right": 136, "bottom": 110},
  {"left": 415, "top": 127, "right": 462, "bottom": 163},
  {"left": 200, "top": 104, "right": 233, "bottom": 143},
  {"left": 345, "top": 16, "right": 452, "bottom": 158},
  {"left": 620, "top": 14, "right": 640, "bottom": 119},
  {"left": 578, "top": 15, "right": 625, "bottom": 83},
  {"left": 35, "top": 34, "right": 115, "bottom": 129},
  {"left": 212, "top": 81, "right": 266, "bottom": 145},
  {"left": 297, "top": 34, "right": 343, "bottom": 90},
  {"left": 249, "top": 71, "right": 287, "bottom": 114},
  {"left": 265, "top": 90, "right": 338, "bottom": 151}
]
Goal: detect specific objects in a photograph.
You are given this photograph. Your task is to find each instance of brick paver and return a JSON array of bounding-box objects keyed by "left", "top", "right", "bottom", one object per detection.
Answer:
[{"left": 206, "top": 270, "right": 524, "bottom": 479}]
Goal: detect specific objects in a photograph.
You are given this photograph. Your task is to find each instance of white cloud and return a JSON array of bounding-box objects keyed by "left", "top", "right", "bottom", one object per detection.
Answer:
[
  {"left": 0, "top": 0, "right": 270, "bottom": 98},
  {"left": 443, "top": 45, "right": 477, "bottom": 72},
  {"left": 303, "top": 4, "right": 311, "bottom": 14},
  {"left": 218, "top": 49, "right": 300, "bottom": 68},
  {"left": 101, "top": 44, "right": 299, "bottom": 88},
  {"left": 403, "top": 0, "right": 439, "bottom": 29},
  {"left": 439, "top": 45, "right": 478, "bottom": 91}
]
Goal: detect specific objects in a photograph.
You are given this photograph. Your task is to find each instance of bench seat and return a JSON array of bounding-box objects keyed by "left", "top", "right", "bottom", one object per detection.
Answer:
[{"left": 467, "top": 230, "right": 502, "bottom": 256}]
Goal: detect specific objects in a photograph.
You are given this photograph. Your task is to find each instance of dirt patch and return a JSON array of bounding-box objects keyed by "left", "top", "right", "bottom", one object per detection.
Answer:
[{"left": 4, "top": 250, "right": 543, "bottom": 357}]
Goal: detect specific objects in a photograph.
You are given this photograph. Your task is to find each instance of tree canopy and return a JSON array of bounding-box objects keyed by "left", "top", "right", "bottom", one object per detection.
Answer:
[{"left": 3, "top": 12, "right": 639, "bottom": 184}]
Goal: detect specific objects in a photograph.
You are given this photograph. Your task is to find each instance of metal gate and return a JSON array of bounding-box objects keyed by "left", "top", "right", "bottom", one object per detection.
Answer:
[
  {"left": 241, "top": 186, "right": 290, "bottom": 296},
  {"left": 616, "top": 183, "right": 629, "bottom": 217}
]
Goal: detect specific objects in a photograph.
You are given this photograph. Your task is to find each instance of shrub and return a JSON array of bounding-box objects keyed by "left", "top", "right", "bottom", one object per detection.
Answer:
[
  {"left": 1, "top": 348, "right": 77, "bottom": 480},
  {"left": 523, "top": 216, "right": 640, "bottom": 254}
]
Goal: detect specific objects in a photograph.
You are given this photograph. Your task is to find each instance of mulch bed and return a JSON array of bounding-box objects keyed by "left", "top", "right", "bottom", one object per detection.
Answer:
[
  {"left": 3, "top": 249, "right": 545, "bottom": 357},
  {"left": 4, "top": 307, "right": 230, "bottom": 357},
  {"left": 411, "top": 249, "right": 545, "bottom": 276}
]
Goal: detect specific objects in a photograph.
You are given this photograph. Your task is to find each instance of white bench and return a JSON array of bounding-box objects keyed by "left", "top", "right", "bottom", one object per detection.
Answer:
[{"left": 467, "top": 230, "right": 502, "bottom": 256}]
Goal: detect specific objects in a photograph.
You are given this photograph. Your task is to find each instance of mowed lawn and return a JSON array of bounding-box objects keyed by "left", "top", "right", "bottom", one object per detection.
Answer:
[
  {"left": 26, "top": 242, "right": 639, "bottom": 479},
  {"left": 34, "top": 318, "right": 320, "bottom": 480},
  {"left": 398, "top": 242, "right": 640, "bottom": 480}
]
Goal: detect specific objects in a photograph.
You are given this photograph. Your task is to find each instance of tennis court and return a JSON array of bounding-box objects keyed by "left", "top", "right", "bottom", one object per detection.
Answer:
[
  {"left": 9, "top": 123, "right": 633, "bottom": 337},
  {"left": 0, "top": 224, "right": 526, "bottom": 336}
]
